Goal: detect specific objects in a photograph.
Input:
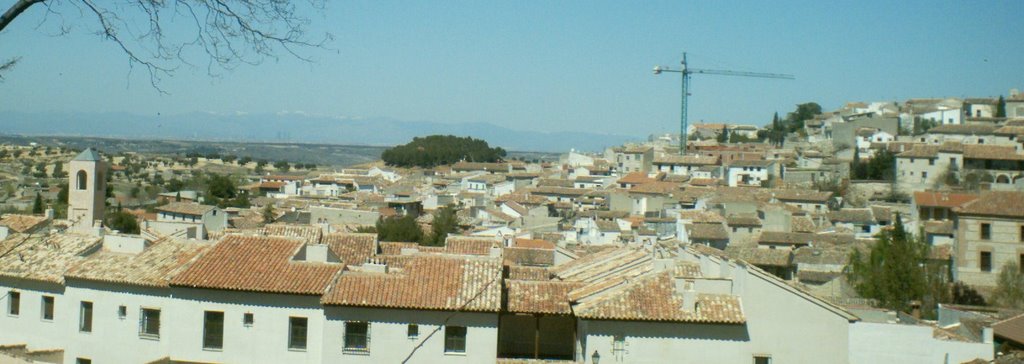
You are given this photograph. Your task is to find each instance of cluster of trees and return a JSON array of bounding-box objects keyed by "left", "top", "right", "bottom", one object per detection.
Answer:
[
  {"left": 361, "top": 205, "right": 460, "bottom": 246},
  {"left": 381, "top": 135, "right": 506, "bottom": 168},
  {"left": 765, "top": 103, "right": 822, "bottom": 147},
  {"left": 850, "top": 148, "right": 896, "bottom": 181},
  {"left": 204, "top": 174, "right": 251, "bottom": 208},
  {"left": 846, "top": 214, "right": 975, "bottom": 318}
]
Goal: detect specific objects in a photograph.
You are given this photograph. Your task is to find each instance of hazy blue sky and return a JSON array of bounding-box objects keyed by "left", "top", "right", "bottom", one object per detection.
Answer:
[{"left": 1, "top": 1, "right": 1022, "bottom": 137}]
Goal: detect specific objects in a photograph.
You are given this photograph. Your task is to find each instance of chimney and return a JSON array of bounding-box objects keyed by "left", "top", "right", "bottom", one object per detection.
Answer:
[
  {"left": 362, "top": 258, "right": 388, "bottom": 273},
  {"left": 681, "top": 283, "right": 698, "bottom": 313}
]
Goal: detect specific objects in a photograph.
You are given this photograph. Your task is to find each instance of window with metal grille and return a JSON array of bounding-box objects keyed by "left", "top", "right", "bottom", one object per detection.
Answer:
[
  {"left": 79, "top": 301, "right": 93, "bottom": 332},
  {"left": 444, "top": 326, "right": 466, "bottom": 353},
  {"left": 407, "top": 324, "right": 419, "bottom": 339},
  {"left": 140, "top": 308, "right": 160, "bottom": 338},
  {"left": 344, "top": 321, "right": 369, "bottom": 353},
  {"left": 289, "top": 317, "right": 307, "bottom": 350},
  {"left": 612, "top": 334, "right": 627, "bottom": 361},
  {"left": 118, "top": 305, "right": 127, "bottom": 319},
  {"left": 754, "top": 355, "right": 772, "bottom": 364},
  {"left": 7, "top": 291, "right": 19, "bottom": 316},
  {"left": 243, "top": 313, "right": 254, "bottom": 327},
  {"left": 203, "top": 311, "right": 224, "bottom": 350}
]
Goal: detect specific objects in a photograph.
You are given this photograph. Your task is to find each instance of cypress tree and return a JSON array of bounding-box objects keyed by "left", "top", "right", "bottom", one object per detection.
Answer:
[{"left": 32, "top": 192, "right": 44, "bottom": 214}]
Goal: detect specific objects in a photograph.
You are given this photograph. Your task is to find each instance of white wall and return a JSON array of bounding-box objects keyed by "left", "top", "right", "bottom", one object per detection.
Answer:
[
  {"left": 848, "top": 322, "right": 991, "bottom": 364},
  {"left": 321, "top": 306, "right": 498, "bottom": 364}
]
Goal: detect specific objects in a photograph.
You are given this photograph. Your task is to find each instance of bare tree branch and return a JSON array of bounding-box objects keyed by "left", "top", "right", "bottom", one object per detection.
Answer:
[
  {"left": 0, "top": 0, "right": 332, "bottom": 91},
  {"left": 0, "top": 56, "right": 19, "bottom": 80}
]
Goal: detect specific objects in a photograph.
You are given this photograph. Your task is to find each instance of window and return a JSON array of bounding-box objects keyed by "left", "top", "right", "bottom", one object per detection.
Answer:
[
  {"left": 79, "top": 301, "right": 93, "bottom": 332},
  {"left": 203, "top": 311, "right": 224, "bottom": 350},
  {"left": 922, "top": 172, "right": 928, "bottom": 179},
  {"left": 407, "top": 324, "right": 419, "bottom": 339},
  {"left": 41, "top": 296, "right": 54, "bottom": 321},
  {"left": 288, "top": 317, "right": 308, "bottom": 351},
  {"left": 981, "top": 251, "right": 993, "bottom": 273},
  {"left": 76, "top": 170, "right": 88, "bottom": 190},
  {"left": 1020, "top": 226, "right": 1024, "bottom": 242},
  {"left": 444, "top": 326, "right": 466, "bottom": 354},
  {"left": 1019, "top": 254, "right": 1024, "bottom": 271},
  {"left": 929, "top": 159, "right": 935, "bottom": 166},
  {"left": 344, "top": 321, "right": 369, "bottom": 352},
  {"left": 140, "top": 308, "right": 160, "bottom": 338},
  {"left": 612, "top": 334, "right": 627, "bottom": 360},
  {"left": 981, "top": 223, "right": 991, "bottom": 240},
  {"left": 118, "top": 305, "right": 127, "bottom": 319},
  {"left": 7, "top": 291, "right": 19, "bottom": 316},
  {"left": 243, "top": 312, "right": 254, "bottom": 327},
  {"left": 754, "top": 355, "right": 772, "bottom": 364},
  {"left": 76, "top": 359, "right": 92, "bottom": 364}
]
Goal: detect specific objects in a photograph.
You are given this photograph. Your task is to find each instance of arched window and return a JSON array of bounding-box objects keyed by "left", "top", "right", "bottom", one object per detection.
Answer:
[{"left": 76, "top": 170, "right": 88, "bottom": 190}]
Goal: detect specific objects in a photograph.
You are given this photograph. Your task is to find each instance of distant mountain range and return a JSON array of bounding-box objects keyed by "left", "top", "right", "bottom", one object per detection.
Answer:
[{"left": 0, "top": 111, "right": 641, "bottom": 152}]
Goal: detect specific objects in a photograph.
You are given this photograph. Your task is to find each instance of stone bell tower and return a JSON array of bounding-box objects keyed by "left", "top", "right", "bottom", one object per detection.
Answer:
[{"left": 67, "top": 148, "right": 107, "bottom": 231}]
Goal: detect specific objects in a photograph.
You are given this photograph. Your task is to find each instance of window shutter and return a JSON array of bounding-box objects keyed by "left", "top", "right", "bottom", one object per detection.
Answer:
[{"left": 138, "top": 309, "right": 145, "bottom": 335}]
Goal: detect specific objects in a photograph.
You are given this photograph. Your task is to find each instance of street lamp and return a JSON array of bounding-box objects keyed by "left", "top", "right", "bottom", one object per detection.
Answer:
[{"left": 592, "top": 350, "right": 601, "bottom": 364}]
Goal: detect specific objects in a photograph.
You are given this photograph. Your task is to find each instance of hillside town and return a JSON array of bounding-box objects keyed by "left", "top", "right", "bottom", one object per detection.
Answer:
[{"left": 2, "top": 92, "right": 1024, "bottom": 364}]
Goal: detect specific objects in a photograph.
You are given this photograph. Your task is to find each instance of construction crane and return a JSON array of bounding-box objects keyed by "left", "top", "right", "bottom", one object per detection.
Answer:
[{"left": 653, "top": 52, "right": 794, "bottom": 154}]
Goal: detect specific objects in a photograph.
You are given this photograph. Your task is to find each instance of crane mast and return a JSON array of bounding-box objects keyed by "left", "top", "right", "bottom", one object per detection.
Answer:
[{"left": 654, "top": 52, "right": 794, "bottom": 154}]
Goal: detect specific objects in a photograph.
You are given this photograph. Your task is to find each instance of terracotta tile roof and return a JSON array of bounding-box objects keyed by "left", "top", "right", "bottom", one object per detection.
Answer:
[
  {"left": 66, "top": 238, "right": 210, "bottom": 287},
  {"left": 828, "top": 208, "right": 875, "bottom": 224},
  {"left": 686, "top": 223, "right": 729, "bottom": 241},
  {"left": 322, "top": 232, "right": 378, "bottom": 266},
  {"left": 674, "top": 262, "right": 703, "bottom": 278},
  {"left": 653, "top": 155, "right": 719, "bottom": 165},
  {"left": 379, "top": 241, "right": 419, "bottom": 255},
  {"left": 572, "top": 272, "right": 745, "bottom": 324},
  {"left": 629, "top": 181, "right": 680, "bottom": 195},
  {"left": 772, "top": 189, "right": 833, "bottom": 203},
  {"left": 0, "top": 233, "right": 102, "bottom": 284},
  {"left": 508, "top": 266, "right": 551, "bottom": 281},
  {"left": 259, "top": 224, "right": 323, "bottom": 244},
  {"left": 503, "top": 246, "right": 555, "bottom": 267},
  {"left": 156, "top": 202, "right": 215, "bottom": 216},
  {"left": 321, "top": 254, "right": 502, "bottom": 312},
  {"left": 758, "top": 232, "right": 815, "bottom": 246},
  {"left": 537, "top": 178, "right": 574, "bottom": 188},
  {"left": 258, "top": 181, "right": 288, "bottom": 189},
  {"left": 452, "top": 162, "right": 509, "bottom": 172},
  {"left": 726, "top": 213, "right": 761, "bottom": 227},
  {"left": 0, "top": 214, "right": 49, "bottom": 233},
  {"left": 993, "top": 313, "right": 1024, "bottom": 345},
  {"left": 727, "top": 246, "right": 793, "bottom": 267},
  {"left": 507, "top": 280, "right": 583, "bottom": 314},
  {"left": 169, "top": 235, "right": 343, "bottom": 295},
  {"left": 677, "top": 210, "right": 725, "bottom": 223},
  {"left": 552, "top": 248, "right": 652, "bottom": 283},
  {"left": 955, "top": 191, "right": 1024, "bottom": 218},
  {"left": 617, "top": 172, "right": 654, "bottom": 185},
  {"left": 963, "top": 144, "right": 1024, "bottom": 161},
  {"left": 515, "top": 238, "right": 555, "bottom": 250},
  {"left": 445, "top": 236, "right": 500, "bottom": 255},
  {"left": 532, "top": 186, "right": 589, "bottom": 197}
]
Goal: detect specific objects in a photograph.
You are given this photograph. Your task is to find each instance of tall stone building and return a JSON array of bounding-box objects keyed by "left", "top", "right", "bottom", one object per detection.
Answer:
[{"left": 67, "top": 148, "right": 107, "bottom": 232}]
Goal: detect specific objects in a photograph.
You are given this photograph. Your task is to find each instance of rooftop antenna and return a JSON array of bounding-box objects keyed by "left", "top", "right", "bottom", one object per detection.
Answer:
[{"left": 653, "top": 52, "right": 795, "bottom": 154}]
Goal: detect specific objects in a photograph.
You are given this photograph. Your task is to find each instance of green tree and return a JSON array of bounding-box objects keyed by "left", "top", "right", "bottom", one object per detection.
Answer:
[
  {"left": 206, "top": 174, "right": 238, "bottom": 201},
  {"left": 105, "top": 211, "right": 140, "bottom": 234},
  {"left": 851, "top": 148, "right": 863, "bottom": 179},
  {"left": 51, "top": 162, "right": 63, "bottom": 178},
  {"left": 996, "top": 96, "right": 1007, "bottom": 118},
  {"left": 381, "top": 135, "right": 507, "bottom": 168},
  {"left": 991, "top": 262, "right": 1024, "bottom": 309},
  {"left": 375, "top": 215, "right": 423, "bottom": 243},
  {"left": 422, "top": 205, "right": 459, "bottom": 246},
  {"left": 32, "top": 192, "right": 44, "bottom": 214},
  {"left": 847, "top": 213, "right": 933, "bottom": 314},
  {"left": 273, "top": 160, "right": 291, "bottom": 172},
  {"left": 784, "top": 102, "right": 822, "bottom": 133},
  {"left": 262, "top": 204, "right": 276, "bottom": 223},
  {"left": 57, "top": 183, "right": 69, "bottom": 204}
]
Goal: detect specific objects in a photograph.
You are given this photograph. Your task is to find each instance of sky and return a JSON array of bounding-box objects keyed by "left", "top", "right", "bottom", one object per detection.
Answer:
[{"left": 1, "top": 1, "right": 1022, "bottom": 137}]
